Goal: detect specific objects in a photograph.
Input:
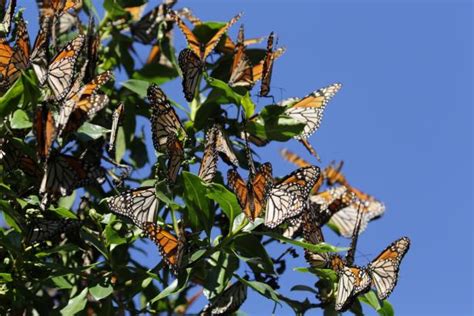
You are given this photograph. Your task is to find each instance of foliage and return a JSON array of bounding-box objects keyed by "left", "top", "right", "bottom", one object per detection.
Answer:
[{"left": 0, "top": 1, "right": 396, "bottom": 315}]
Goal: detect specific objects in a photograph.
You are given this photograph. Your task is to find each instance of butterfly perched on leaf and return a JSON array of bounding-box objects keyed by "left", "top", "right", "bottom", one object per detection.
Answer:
[
  {"left": 39, "top": 151, "right": 105, "bottom": 210},
  {"left": 171, "top": 10, "right": 242, "bottom": 63},
  {"left": 41, "top": 34, "right": 85, "bottom": 100},
  {"left": 56, "top": 69, "right": 113, "bottom": 137},
  {"left": 367, "top": 236, "right": 410, "bottom": 300},
  {"left": 144, "top": 221, "right": 186, "bottom": 273},
  {"left": 264, "top": 165, "right": 320, "bottom": 228},
  {"left": 259, "top": 31, "right": 283, "bottom": 97},
  {"left": 200, "top": 281, "right": 248, "bottom": 316},
  {"left": 198, "top": 124, "right": 239, "bottom": 183},
  {"left": 148, "top": 84, "right": 187, "bottom": 183},
  {"left": 227, "top": 162, "right": 273, "bottom": 222},
  {"left": 105, "top": 187, "right": 187, "bottom": 273},
  {"left": 105, "top": 186, "right": 160, "bottom": 230},
  {"left": 172, "top": 10, "right": 241, "bottom": 101},
  {"left": 0, "top": 137, "right": 42, "bottom": 178},
  {"left": 0, "top": 13, "right": 30, "bottom": 91}
]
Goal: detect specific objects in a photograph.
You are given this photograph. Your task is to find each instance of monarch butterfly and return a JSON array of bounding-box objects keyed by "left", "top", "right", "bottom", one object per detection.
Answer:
[
  {"left": 105, "top": 186, "right": 160, "bottom": 230},
  {"left": 198, "top": 126, "right": 219, "bottom": 183},
  {"left": 34, "top": 103, "right": 56, "bottom": 162},
  {"left": 285, "top": 185, "right": 356, "bottom": 239},
  {"left": 0, "top": 0, "right": 15, "bottom": 35},
  {"left": 30, "top": 16, "right": 51, "bottom": 86},
  {"left": 172, "top": 11, "right": 241, "bottom": 101},
  {"left": 227, "top": 162, "right": 273, "bottom": 222},
  {"left": 259, "top": 32, "right": 279, "bottom": 97},
  {"left": 264, "top": 166, "right": 320, "bottom": 228},
  {"left": 323, "top": 162, "right": 386, "bottom": 237},
  {"left": 57, "top": 70, "right": 112, "bottom": 136},
  {"left": 148, "top": 84, "right": 186, "bottom": 182},
  {"left": 84, "top": 16, "right": 99, "bottom": 83},
  {"left": 214, "top": 123, "right": 238, "bottom": 166},
  {"left": 178, "top": 48, "right": 203, "bottom": 102},
  {"left": 201, "top": 281, "right": 248, "bottom": 315},
  {"left": 171, "top": 10, "right": 242, "bottom": 62},
  {"left": 148, "top": 84, "right": 186, "bottom": 152},
  {"left": 332, "top": 207, "right": 372, "bottom": 312},
  {"left": 144, "top": 221, "right": 186, "bottom": 273},
  {"left": 24, "top": 217, "right": 81, "bottom": 244},
  {"left": 0, "top": 138, "right": 42, "bottom": 178},
  {"left": 228, "top": 24, "right": 254, "bottom": 89},
  {"left": 0, "top": 14, "right": 30, "bottom": 91},
  {"left": 227, "top": 25, "right": 282, "bottom": 90},
  {"left": 43, "top": 34, "right": 84, "bottom": 100},
  {"left": 301, "top": 207, "right": 331, "bottom": 268},
  {"left": 130, "top": 3, "right": 169, "bottom": 44},
  {"left": 367, "top": 236, "right": 410, "bottom": 300},
  {"left": 166, "top": 133, "right": 184, "bottom": 183},
  {"left": 108, "top": 103, "right": 124, "bottom": 154},
  {"left": 279, "top": 83, "right": 342, "bottom": 159},
  {"left": 39, "top": 152, "right": 105, "bottom": 208},
  {"left": 335, "top": 263, "right": 372, "bottom": 311},
  {"left": 36, "top": 0, "right": 81, "bottom": 19}
]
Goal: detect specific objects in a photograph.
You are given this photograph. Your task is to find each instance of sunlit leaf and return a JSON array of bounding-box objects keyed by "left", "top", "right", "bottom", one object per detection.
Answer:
[{"left": 60, "top": 288, "right": 88, "bottom": 315}]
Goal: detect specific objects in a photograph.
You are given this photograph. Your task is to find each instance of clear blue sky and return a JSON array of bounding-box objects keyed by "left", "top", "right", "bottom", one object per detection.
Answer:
[{"left": 19, "top": 0, "right": 472, "bottom": 315}]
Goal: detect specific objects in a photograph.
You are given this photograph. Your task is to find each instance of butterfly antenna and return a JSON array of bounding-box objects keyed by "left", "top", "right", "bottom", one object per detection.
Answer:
[{"left": 346, "top": 202, "right": 363, "bottom": 265}]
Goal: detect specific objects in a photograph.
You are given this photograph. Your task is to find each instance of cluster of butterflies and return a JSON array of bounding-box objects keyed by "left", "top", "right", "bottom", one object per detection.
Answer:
[
  {"left": 0, "top": 0, "right": 120, "bottom": 240},
  {"left": 0, "top": 1, "right": 410, "bottom": 314},
  {"left": 279, "top": 150, "right": 410, "bottom": 311}
]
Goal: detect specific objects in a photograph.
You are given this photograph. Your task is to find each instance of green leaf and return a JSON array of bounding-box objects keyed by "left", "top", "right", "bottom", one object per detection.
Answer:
[
  {"left": 50, "top": 205, "right": 78, "bottom": 219},
  {"left": 103, "top": 0, "right": 127, "bottom": 19},
  {"left": 52, "top": 276, "right": 73, "bottom": 289},
  {"left": 89, "top": 283, "right": 113, "bottom": 300},
  {"left": 241, "top": 92, "right": 255, "bottom": 118},
  {"left": 239, "top": 278, "right": 280, "bottom": 303},
  {"left": 121, "top": 79, "right": 149, "bottom": 97},
  {"left": 378, "top": 300, "right": 395, "bottom": 316},
  {"left": 0, "top": 79, "right": 23, "bottom": 117},
  {"left": 230, "top": 234, "right": 274, "bottom": 274},
  {"left": 104, "top": 221, "right": 129, "bottom": 246},
  {"left": 360, "top": 291, "right": 381, "bottom": 311},
  {"left": 182, "top": 171, "right": 213, "bottom": 235},
  {"left": 205, "top": 76, "right": 242, "bottom": 105},
  {"left": 115, "top": 126, "right": 126, "bottom": 162},
  {"left": 10, "top": 109, "right": 32, "bottom": 129},
  {"left": 150, "top": 269, "right": 190, "bottom": 303},
  {"left": 247, "top": 113, "right": 305, "bottom": 142},
  {"left": 60, "top": 288, "right": 88, "bottom": 315},
  {"left": 57, "top": 192, "right": 77, "bottom": 211},
  {"left": 206, "top": 183, "right": 241, "bottom": 229},
  {"left": 77, "top": 122, "right": 108, "bottom": 139},
  {"left": 132, "top": 63, "right": 179, "bottom": 84},
  {"left": 204, "top": 251, "right": 239, "bottom": 300},
  {"left": 0, "top": 273, "right": 13, "bottom": 282}
]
